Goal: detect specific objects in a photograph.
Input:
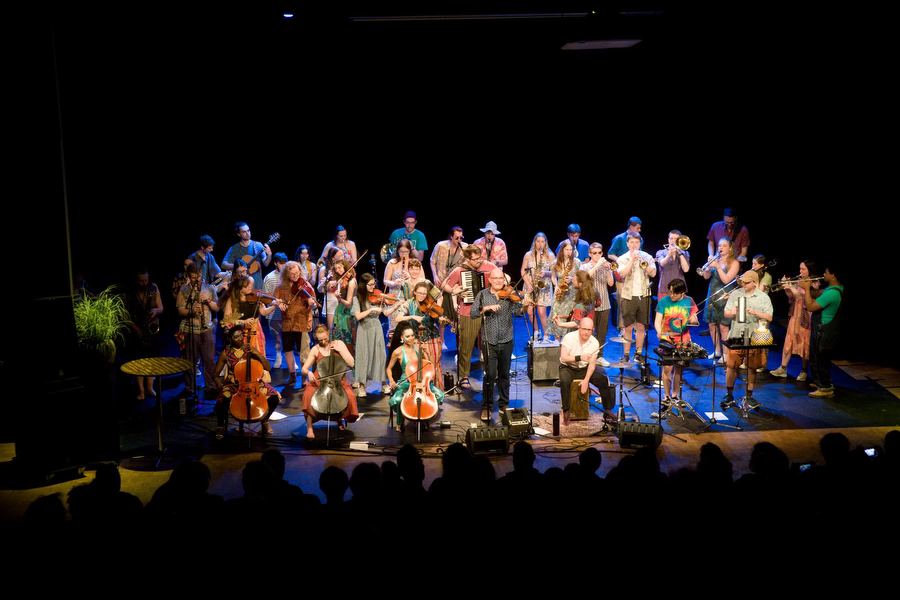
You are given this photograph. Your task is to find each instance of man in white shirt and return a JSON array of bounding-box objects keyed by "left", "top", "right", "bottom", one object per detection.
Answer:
[
  {"left": 559, "top": 318, "right": 611, "bottom": 426},
  {"left": 616, "top": 232, "right": 657, "bottom": 363}
]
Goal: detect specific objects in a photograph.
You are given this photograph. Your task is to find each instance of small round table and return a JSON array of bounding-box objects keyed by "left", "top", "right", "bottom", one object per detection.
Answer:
[{"left": 121, "top": 357, "right": 193, "bottom": 465}]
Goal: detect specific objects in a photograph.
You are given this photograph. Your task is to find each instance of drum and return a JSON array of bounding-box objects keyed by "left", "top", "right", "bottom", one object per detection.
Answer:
[{"left": 570, "top": 379, "right": 590, "bottom": 421}]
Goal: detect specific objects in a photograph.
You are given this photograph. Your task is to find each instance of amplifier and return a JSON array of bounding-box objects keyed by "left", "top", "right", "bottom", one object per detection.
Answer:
[
  {"left": 465, "top": 425, "right": 509, "bottom": 454},
  {"left": 502, "top": 408, "right": 533, "bottom": 438},
  {"left": 527, "top": 343, "right": 560, "bottom": 382}
]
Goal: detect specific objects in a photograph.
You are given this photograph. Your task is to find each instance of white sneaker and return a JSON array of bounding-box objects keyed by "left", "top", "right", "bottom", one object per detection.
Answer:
[
  {"left": 273, "top": 354, "right": 282, "bottom": 369},
  {"left": 598, "top": 357, "right": 610, "bottom": 367},
  {"left": 769, "top": 367, "right": 787, "bottom": 378},
  {"left": 356, "top": 386, "right": 367, "bottom": 398},
  {"left": 381, "top": 384, "right": 393, "bottom": 395},
  {"left": 796, "top": 372, "right": 807, "bottom": 382}
]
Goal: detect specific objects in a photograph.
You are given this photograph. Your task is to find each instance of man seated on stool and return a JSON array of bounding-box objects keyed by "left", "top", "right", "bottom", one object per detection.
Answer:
[
  {"left": 559, "top": 317, "right": 610, "bottom": 426},
  {"left": 721, "top": 270, "right": 773, "bottom": 411}
]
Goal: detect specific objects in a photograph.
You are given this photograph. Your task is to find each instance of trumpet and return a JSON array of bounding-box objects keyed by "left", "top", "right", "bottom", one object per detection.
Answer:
[
  {"left": 639, "top": 259, "right": 649, "bottom": 270},
  {"left": 696, "top": 252, "right": 720, "bottom": 276},
  {"left": 771, "top": 276, "right": 824, "bottom": 291}
]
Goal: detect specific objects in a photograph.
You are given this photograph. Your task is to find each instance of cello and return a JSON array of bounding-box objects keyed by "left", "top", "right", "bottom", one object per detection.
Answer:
[
  {"left": 229, "top": 325, "right": 271, "bottom": 423},
  {"left": 399, "top": 340, "right": 439, "bottom": 423}
]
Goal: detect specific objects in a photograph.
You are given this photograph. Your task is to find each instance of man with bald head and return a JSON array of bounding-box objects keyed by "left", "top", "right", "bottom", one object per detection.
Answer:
[
  {"left": 472, "top": 267, "right": 532, "bottom": 421},
  {"left": 559, "top": 317, "right": 611, "bottom": 426}
]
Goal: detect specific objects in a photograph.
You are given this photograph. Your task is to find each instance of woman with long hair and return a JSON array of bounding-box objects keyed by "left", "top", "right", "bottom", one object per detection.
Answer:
[{"left": 521, "top": 232, "right": 555, "bottom": 342}]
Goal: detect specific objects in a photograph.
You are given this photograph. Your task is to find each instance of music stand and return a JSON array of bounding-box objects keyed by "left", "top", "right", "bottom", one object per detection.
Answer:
[{"left": 120, "top": 356, "right": 194, "bottom": 469}]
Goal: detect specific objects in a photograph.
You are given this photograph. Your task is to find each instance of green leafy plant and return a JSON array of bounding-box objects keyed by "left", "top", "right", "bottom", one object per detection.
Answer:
[{"left": 73, "top": 285, "right": 132, "bottom": 360}]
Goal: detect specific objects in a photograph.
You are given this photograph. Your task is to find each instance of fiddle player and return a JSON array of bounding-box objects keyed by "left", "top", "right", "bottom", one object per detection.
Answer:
[
  {"left": 301, "top": 325, "right": 359, "bottom": 439},
  {"left": 442, "top": 245, "right": 496, "bottom": 390},
  {"left": 559, "top": 318, "right": 609, "bottom": 427},
  {"left": 720, "top": 269, "right": 773, "bottom": 412},
  {"left": 350, "top": 273, "right": 390, "bottom": 398},
  {"left": 472, "top": 268, "right": 532, "bottom": 422},
  {"left": 263, "top": 252, "right": 288, "bottom": 370},
  {"left": 386, "top": 321, "right": 446, "bottom": 432},
  {"left": 273, "top": 261, "right": 315, "bottom": 388},
  {"left": 213, "top": 326, "right": 281, "bottom": 440},
  {"left": 222, "top": 274, "right": 275, "bottom": 356},
  {"left": 384, "top": 281, "right": 445, "bottom": 391},
  {"left": 654, "top": 278, "right": 699, "bottom": 408}
]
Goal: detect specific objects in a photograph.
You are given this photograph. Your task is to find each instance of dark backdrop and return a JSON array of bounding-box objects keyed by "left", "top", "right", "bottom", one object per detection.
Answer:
[{"left": 25, "top": 1, "right": 888, "bottom": 364}]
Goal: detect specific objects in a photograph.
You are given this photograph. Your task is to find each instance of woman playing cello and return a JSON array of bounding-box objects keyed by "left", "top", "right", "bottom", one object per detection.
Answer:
[
  {"left": 386, "top": 321, "right": 445, "bottom": 431},
  {"left": 213, "top": 326, "right": 281, "bottom": 439},
  {"left": 300, "top": 325, "right": 359, "bottom": 439}
]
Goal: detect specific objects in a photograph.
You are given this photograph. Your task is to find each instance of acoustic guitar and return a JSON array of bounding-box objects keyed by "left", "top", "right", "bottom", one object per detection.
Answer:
[{"left": 241, "top": 232, "right": 281, "bottom": 275}]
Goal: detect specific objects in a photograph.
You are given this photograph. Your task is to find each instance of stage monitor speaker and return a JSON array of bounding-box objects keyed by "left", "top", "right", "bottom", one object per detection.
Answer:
[
  {"left": 617, "top": 422, "right": 662, "bottom": 449},
  {"left": 502, "top": 408, "right": 533, "bottom": 438},
  {"left": 465, "top": 425, "right": 509, "bottom": 454},
  {"left": 527, "top": 344, "right": 560, "bottom": 382}
]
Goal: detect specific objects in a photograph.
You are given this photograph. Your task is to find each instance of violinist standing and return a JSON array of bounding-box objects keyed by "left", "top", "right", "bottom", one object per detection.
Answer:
[
  {"left": 386, "top": 281, "right": 446, "bottom": 391},
  {"left": 351, "top": 274, "right": 390, "bottom": 397},
  {"left": 214, "top": 326, "right": 280, "bottom": 439},
  {"left": 273, "top": 261, "right": 316, "bottom": 388},
  {"left": 471, "top": 268, "right": 532, "bottom": 422},
  {"left": 222, "top": 275, "right": 276, "bottom": 356}
]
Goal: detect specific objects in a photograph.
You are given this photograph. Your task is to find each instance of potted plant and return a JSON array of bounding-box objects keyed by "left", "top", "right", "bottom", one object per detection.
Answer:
[{"left": 73, "top": 285, "right": 132, "bottom": 363}]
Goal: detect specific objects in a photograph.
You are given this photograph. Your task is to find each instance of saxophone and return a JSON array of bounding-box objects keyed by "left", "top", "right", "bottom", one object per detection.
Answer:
[{"left": 555, "top": 258, "right": 574, "bottom": 300}]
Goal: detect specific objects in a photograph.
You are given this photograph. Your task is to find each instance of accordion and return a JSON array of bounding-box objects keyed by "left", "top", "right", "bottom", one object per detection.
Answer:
[{"left": 460, "top": 270, "right": 486, "bottom": 305}]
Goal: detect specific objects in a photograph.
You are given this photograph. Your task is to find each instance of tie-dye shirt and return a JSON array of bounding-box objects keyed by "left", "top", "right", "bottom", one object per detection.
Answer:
[{"left": 656, "top": 295, "right": 698, "bottom": 342}]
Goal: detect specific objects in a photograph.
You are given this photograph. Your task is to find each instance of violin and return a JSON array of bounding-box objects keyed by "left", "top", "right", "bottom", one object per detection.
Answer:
[
  {"left": 369, "top": 289, "right": 400, "bottom": 305},
  {"left": 291, "top": 276, "right": 321, "bottom": 308},
  {"left": 245, "top": 290, "right": 276, "bottom": 305},
  {"left": 496, "top": 284, "right": 523, "bottom": 303},
  {"left": 417, "top": 295, "right": 444, "bottom": 318}
]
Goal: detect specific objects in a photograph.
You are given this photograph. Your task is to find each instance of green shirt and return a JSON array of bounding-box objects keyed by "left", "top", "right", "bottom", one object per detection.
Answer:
[{"left": 818, "top": 285, "right": 843, "bottom": 325}]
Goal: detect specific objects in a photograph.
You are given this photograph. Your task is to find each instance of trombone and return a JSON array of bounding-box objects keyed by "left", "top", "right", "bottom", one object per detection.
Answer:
[{"left": 664, "top": 235, "right": 691, "bottom": 252}]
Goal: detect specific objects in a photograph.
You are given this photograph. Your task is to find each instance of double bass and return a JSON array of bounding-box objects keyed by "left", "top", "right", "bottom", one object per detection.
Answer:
[{"left": 399, "top": 342, "right": 439, "bottom": 422}]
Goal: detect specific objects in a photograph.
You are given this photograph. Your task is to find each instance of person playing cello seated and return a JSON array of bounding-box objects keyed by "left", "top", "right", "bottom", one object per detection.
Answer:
[
  {"left": 386, "top": 321, "right": 446, "bottom": 432},
  {"left": 214, "top": 326, "right": 281, "bottom": 440},
  {"left": 300, "top": 325, "right": 359, "bottom": 439}
]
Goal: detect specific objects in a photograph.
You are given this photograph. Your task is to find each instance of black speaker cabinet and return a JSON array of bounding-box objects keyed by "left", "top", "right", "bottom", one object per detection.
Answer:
[
  {"left": 527, "top": 343, "right": 560, "bottom": 382},
  {"left": 465, "top": 425, "right": 509, "bottom": 454},
  {"left": 617, "top": 422, "right": 663, "bottom": 449}
]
